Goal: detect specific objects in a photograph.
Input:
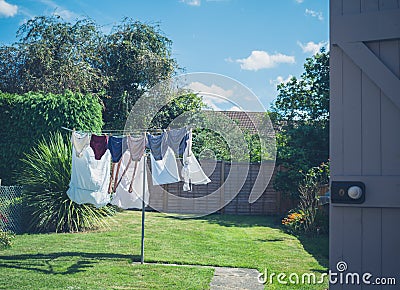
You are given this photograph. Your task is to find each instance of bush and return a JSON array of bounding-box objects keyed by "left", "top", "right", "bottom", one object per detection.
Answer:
[
  {"left": 0, "top": 90, "right": 103, "bottom": 185},
  {"left": 282, "top": 162, "right": 329, "bottom": 235},
  {"left": 18, "top": 132, "right": 115, "bottom": 233},
  {"left": 0, "top": 229, "right": 14, "bottom": 249},
  {"left": 0, "top": 212, "right": 15, "bottom": 248},
  {"left": 281, "top": 211, "right": 305, "bottom": 234}
]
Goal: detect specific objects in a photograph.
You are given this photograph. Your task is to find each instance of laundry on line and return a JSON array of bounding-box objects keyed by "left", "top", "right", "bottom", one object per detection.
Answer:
[{"left": 64, "top": 127, "right": 211, "bottom": 209}]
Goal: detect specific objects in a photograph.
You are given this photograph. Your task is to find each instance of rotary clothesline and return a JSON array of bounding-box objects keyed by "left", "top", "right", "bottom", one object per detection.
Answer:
[
  {"left": 61, "top": 126, "right": 210, "bottom": 264},
  {"left": 61, "top": 126, "right": 180, "bottom": 134}
]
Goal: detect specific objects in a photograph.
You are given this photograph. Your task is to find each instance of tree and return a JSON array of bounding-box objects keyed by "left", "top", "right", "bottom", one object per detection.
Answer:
[
  {"left": 0, "top": 16, "right": 178, "bottom": 129},
  {"left": 0, "top": 15, "right": 107, "bottom": 95},
  {"left": 271, "top": 49, "right": 329, "bottom": 195},
  {"left": 101, "top": 19, "right": 177, "bottom": 128}
]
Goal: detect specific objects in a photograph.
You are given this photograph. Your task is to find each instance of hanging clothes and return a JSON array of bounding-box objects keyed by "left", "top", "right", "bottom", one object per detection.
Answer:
[
  {"left": 146, "top": 133, "right": 165, "bottom": 161},
  {"left": 108, "top": 136, "right": 128, "bottom": 193},
  {"left": 67, "top": 146, "right": 111, "bottom": 208},
  {"left": 108, "top": 136, "right": 127, "bottom": 163},
  {"left": 90, "top": 134, "right": 108, "bottom": 160},
  {"left": 111, "top": 151, "right": 149, "bottom": 209},
  {"left": 163, "top": 127, "right": 188, "bottom": 156},
  {"left": 71, "top": 131, "right": 91, "bottom": 157},
  {"left": 127, "top": 135, "right": 146, "bottom": 161},
  {"left": 150, "top": 146, "right": 181, "bottom": 185},
  {"left": 113, "top": 135, "right": 146, "bottom": 193},
  {"left": 182, "top": 129, "right": 211, "bottom": 191}
]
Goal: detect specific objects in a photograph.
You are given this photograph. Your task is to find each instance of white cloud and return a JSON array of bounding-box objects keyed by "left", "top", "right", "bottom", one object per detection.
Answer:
[
  {"left": 235, "top": 50, "right": 295, "bottom": 71},
  {"left": 202, "top": 96, "right": 223, "bottom": 110},
  {"left": 188, "top": 82, "right": 241, "bottom": 111},
  {"left": 56, "top": 9, "right": 75, "bottom": 20},
  {"left": 180, "top": 0, "right": 201, "bottom": 6},
  {"left": 270, "top": 75, "right": 293, "bottom": 86},
  {"left": 188, "top": 81, "right": 234, "bottom": 98},
  {"left": 297, "top": 41, "right": 327, "bottom": 55},
  {"left": 305, "top": 8, "right": 323, "bottom": 21},
  {"left": 295, "top": 0, "right": 304, "bottom": 3},
  {"left": 227, "top": 105, "right": 241, "bottom": 111},
  {"left": 0, "top": 0, "right": 18, "bottom": 17},
  {"left": 39, "top": 0, "right": 78, "bottom": 20}
]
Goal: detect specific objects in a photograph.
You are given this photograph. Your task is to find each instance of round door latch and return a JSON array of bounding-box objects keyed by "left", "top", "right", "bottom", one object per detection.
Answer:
[{"left": 348, "top": 186, "right": 363, "bottom": 199}]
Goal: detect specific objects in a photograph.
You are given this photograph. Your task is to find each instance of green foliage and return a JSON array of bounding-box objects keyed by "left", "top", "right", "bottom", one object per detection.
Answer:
[
  {"left": 0, "top": 16, "right": 177, "bottom": 129},
  {"left": 281, "top": 211, "right": 306, "bottom": 235},
  {"left": 149, "top": 93, "right": 205, "bottom": 129},
  {"left": 102, "top": 18, "right": 177, "bottom": 129},
  {"left": 192, "top": 129, "right": 231, "bottom": 161},
  {"left": 0, "top": 15, "right": 107, "bottom": 95},
  {"left": 18, "top": 132, "right": 115, "bottom": 233},
  {"left": 272, "top": 49, "right": 329, "bottom": 123},
  {"left": 271, "top": 49, "right": 329, "bottom": 195},
  {"left": 282, "top": 162, "right": 330, "bottom": 235},
  {"left": 0, "top": 91, "right": 103, "bottom": 185}
]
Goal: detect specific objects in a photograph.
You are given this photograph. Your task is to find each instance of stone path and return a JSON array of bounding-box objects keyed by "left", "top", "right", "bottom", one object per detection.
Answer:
[
  {"left": 209, "top": 267, "right": 264, "bottom": 290},
  {"left": 133, "top": 262, "right": 263, "bottom": 290}
]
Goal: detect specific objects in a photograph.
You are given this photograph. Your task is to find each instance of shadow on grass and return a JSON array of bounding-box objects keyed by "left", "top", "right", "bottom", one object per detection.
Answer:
[
  {"left": 297, "top": 234, "right": 329, "bottom": 269},
  {"left": 0, "top": 252, "right": 140, "bottom": 275},
  {"left": 189, "top": 213, "right": 282, "bottom": 228}
]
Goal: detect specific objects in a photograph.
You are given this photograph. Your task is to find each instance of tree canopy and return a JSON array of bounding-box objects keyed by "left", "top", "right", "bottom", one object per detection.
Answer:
[
  {"left": 0, "top": 15, "right": 178, "bottom": 129},
  {"left": 271, "top": 49, "right": 329, "bottom": 195}
]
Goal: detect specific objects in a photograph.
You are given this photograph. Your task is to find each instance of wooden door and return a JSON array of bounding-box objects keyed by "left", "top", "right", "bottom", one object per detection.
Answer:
[{"left": 330, "top": 0, "right": 400, "bottom": 289}]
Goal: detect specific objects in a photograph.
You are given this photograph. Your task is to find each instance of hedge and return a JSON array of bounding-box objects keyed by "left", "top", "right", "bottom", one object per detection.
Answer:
[{"left": 0, "top": 91, "right": 103, "bottom": 185}]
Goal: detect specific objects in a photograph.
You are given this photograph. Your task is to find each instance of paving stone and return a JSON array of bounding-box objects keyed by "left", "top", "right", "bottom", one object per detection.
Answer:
[{"left": 209, "top": 267, "right": 264, "bottom": 290}]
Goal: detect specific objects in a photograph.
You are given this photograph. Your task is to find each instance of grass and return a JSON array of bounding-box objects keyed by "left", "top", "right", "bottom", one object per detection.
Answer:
[{"left": 0, "top": 211, "right": 328, "bottom": 289}]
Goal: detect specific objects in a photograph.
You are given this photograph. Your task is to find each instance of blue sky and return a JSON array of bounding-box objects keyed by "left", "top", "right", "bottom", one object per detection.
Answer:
[{"left": 0, "top": 0, "right": 329, "bottom": 111}]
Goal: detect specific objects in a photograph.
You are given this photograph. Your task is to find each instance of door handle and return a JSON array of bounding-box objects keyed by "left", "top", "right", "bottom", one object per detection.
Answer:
[{"left": 331, "top": 181, "right": 365, "bottom": 204}]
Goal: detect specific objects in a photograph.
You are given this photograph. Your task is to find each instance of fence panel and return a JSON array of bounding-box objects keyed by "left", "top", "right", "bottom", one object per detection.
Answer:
[{"left": 0, "top": 186, "right": 23, "bottom": 234}]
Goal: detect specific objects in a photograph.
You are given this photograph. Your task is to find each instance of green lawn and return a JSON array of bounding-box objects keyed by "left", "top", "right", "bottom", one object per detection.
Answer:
[{"left": 0, "top": 211, "right": 328, "bottom": 289}]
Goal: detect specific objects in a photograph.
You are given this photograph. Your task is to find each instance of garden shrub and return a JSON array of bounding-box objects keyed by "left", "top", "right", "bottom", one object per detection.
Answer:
[
  {"left": 0, "top": 90, "right": 103, "bottom": 185},
  {"left": 0, "top": 229, "right": 14, "bottom": 249},
  {"left": 18, "top": 132, "right": 115, "bottom": 233},
  {"left": 282, "top": 162, "right": 329, "bottom": 235},
  {"left": 0, "top": 212, "right": 14, "bottom": 248}
]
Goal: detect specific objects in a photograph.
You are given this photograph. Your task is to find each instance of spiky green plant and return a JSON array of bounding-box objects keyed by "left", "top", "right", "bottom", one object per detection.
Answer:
[{"left": 18, "top": 132, "right": 115, "bottom": 233}]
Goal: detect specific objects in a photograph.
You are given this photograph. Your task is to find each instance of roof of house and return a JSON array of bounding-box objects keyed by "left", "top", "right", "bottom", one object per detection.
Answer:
[{"left": 217, "top": 111, "right": 267, "bottom": 134}]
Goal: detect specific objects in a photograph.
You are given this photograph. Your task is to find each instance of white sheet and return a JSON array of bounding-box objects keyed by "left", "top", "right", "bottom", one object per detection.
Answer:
[
  {"left": 182, "top": 130, "right": 211, "bottom": 191},
  {"left": 150, "top": 146, "right": 180, "bottom": 185},
  {"left": 67, "top": 147, "right": 111, "bottom": 208},
  {"left": 111, "top": 151, "right": 149, "bottom": 209}
]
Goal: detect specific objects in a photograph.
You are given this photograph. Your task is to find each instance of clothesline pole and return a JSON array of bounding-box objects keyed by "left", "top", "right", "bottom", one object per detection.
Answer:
[{"left": 140, "top": 153, "right": 147, "bottom": 264}]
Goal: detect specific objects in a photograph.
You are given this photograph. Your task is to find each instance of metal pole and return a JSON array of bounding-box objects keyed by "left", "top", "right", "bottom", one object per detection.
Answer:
[{"left": 140, "top": 153, "right": 147, "bottom": 264}]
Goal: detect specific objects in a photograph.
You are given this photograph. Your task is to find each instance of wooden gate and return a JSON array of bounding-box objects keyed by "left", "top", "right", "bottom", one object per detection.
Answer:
[{"left": 330, "top": 0, "right": 400, "bottom": 288}]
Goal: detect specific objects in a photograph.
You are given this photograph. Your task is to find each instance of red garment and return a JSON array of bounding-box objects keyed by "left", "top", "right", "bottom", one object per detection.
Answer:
[{"left": 90, "top": 134, "right": 108, "bottom": 160}]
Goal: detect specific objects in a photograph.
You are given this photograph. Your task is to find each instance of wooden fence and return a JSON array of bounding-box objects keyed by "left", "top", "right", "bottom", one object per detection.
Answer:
[{"left": 148, "top": 160, "right": 284, "bottom": 215}]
